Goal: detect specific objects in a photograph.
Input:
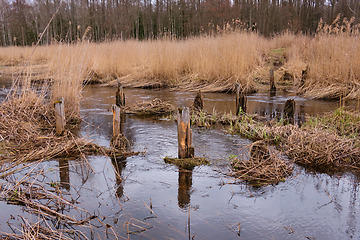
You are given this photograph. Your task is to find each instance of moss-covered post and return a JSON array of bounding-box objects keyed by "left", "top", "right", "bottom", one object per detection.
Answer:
[
  {"left": 177, "top": 107, "right": 194, "bottom": 159},
  {"left": 270, "top": 69, "right": 276, "bottom": 92},
  {"left": 193, "top": 90, "right": 204, "bottom": 111},
  {"left": 284, "top": 99, "right": 295, "bottom": 124},
  {"left": 54, "top": 97, "right": 65, "bottom": 135},
  {"left": 116, "top": 79, "right": 125, "bottom": 107},
  {"left": 235, "top": 83, "right": 247, "bottom": 115}
]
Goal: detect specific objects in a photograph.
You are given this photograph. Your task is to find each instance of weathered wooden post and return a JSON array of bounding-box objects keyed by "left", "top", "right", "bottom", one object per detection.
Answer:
[
  {"left": 112, "top": 104, "right": 121, "bottom": 137},
  {"left": 54, "top": 97, "right": 65, "bottom": 135},
  {"left": 193, "top": 90, "right": 204, "bottom": 111},
  {"left": 116, "top": 79, "right": 125, "bottom": 107},
  {"left": 270, "top": 69, "right": 276, "bottom": 92},
  {"left": 235, "top": 83, "right": 247, "bottom": 115},
  {"left": 111, "top": 104, "right": 127, "bottom": 150},
  {"left": 284, "top": 99, "right": 295, "bottom": 124},
  {"left": 300, "top": 66, "right": 309, "bottom": 88},
  {"left": 177, "top": 107, "right": 194, "bottom": 159}
]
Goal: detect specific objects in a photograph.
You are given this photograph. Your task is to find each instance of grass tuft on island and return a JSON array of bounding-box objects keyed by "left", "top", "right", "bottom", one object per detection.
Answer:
[
  {"left": 164, "top": 156, "right": 210, "bottom": 170},
  {"left": 188, "top": 107, "right": 360, "bottom": 170}
]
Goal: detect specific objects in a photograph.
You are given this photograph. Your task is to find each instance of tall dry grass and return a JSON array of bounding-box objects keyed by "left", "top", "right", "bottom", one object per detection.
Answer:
[
  {"left": 285, "top": 16, "right": 360, "bottom": 99},
  {"left": 61, "top": 32, "right": 268, "bottom": 92},
  {"left": 1, "top": 23, "right": 360, "bottom": 98},
  {"left": 1, "top": 32, "right": 269, "bottom": 93}
]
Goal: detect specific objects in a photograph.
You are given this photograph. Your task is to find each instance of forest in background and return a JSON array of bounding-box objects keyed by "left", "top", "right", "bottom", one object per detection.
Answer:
[{"left": 0, "top": 0, "right": 359, "bottom": 46}]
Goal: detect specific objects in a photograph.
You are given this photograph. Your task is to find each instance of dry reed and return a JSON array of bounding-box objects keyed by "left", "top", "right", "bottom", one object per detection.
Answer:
[{"left": 2, "top": 26, "right": 360, "bottom": 98}]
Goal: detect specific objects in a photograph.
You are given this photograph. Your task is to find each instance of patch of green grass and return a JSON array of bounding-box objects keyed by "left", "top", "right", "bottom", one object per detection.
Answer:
[
  {"left": 304, "top": 107, "right": 360, "bottom": 138},
  {"left": 270, "top": 48, "right": 286, "bottom": 54}
]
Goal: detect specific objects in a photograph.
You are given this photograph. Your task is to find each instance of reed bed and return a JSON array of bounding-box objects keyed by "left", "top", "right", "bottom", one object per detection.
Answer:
[
  {"left": 2, "top": 25, "right": 360, "bottom": 98},
  {"left": 288, "top": 16, "right": 360, "bottom": 99}
]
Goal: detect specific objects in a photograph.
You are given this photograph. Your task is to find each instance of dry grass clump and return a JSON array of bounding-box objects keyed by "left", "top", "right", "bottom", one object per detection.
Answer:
[
  {"left": 0, "top": 89, "right": 106, "bottom": 164},
  {"left": 284, "top": 127, "right": 360, "bottom": 167},
  {"left": 231, "top": 110, "right": 360, "bottom": 168},
  {"left": 0, "top": 91, "right": 51, "bottom": 145},
  {"left": 230, "top": 142, "right": 293, "bottom": 186},
  {"left": 1, "top": 218, "right": 80, "bottom": 240},
  {"left": 188, "top": 107, "right": 360, "bottom": 169},
  {"left": 125, "top": 98, "right": 176, "bottom": 116}
]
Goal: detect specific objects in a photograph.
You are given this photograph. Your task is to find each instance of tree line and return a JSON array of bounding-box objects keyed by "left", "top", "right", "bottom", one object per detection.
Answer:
[{"left": 0, "top": 0, "right": 359, "bottom": 46}]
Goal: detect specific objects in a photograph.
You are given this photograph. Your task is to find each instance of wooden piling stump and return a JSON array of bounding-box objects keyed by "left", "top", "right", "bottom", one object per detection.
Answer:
[
  {"left": 284, "top": 99, "right": 295, "bottom": 124},
  {"left": 235, "top": 83, "right": 247, "bottom": 115},
  {"left": 54, "top": 97, "right": 65, "bottom": 135},
  {"left": 193, "top": 90, "right": 204, "bottom": 111},
  {"left": 300, "top": 66, "right": 309, "bottom": 88},
  {"left": 177, "top": 107, "right": 194, "bottom": 159},
  {"left": 270, "top": 69, "right": 276, "bottom": 92},
  {"left": 111, "top": 104, "right": 127, "bottom": 150},
  {"left": 116, "top": 79, "right": 125, "bottom": 107}
]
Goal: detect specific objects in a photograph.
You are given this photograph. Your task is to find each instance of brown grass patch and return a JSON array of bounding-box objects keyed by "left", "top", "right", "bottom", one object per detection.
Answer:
[
  {"left": 230, "top": 154, "right": 293, "bottom": 186},
  {"left": 125, "top": 98, "right": 176, "bottom": 116}
]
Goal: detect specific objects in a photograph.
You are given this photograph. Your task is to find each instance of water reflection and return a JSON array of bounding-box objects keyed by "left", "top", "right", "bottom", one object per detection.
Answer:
[
  {"left": 112, "top": 157, "right": 127, "bottom": 199},
  {"left": 178, "top": 169, "right": 193, "bottom": 209},
  {"left": 59, "top": 159, "right": 70, "bottom": 191}
]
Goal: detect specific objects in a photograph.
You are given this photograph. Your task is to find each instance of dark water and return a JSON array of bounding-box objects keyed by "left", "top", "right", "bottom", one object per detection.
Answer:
[{"left": 1, "top": 84, "right": 360, "bottom": 239}]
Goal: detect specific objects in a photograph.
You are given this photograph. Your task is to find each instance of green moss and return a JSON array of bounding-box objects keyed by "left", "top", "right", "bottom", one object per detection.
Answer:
[{"left": 164, "top": 156, "right": 209, "bottom": 170}]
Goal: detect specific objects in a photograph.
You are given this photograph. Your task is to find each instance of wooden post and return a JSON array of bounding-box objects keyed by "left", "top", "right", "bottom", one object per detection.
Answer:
[
  {"left": 193, "top": 90, "right": 204, "bottom": 111},
  {"left": 54, "top": 97, "right": 65, "bottom": 135},
  {"left": 300, "top": 66, "right": 309, "bottom": 88},
  {"left": 284, "top": 99, "right": 295, "bottom": 124},
  {"left": 112, "top": 104, "right": 121, "bottom": 137},
  {"left": 177, "top": 107, "right": 194, "bottom": 159},
  {"left": 235, "top": 83, "right": 247, "bottom": 115},
  {"left": 270, "top": 69, "right": 276, "bottom": 92},
  {"left": 111, "top": 104, "right": 127, "bottom": 150},
  {"left": 116, "top": 79, "right": 125, "bottom": 107}
]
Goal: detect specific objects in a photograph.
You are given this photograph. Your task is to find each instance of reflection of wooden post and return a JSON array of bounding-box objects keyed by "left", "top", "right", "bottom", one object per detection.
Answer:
[
  {"left": 193, "top": 90, "right": 204, "bottom": 110},
  {"left": 270, "top": 69, "right": 276, "bottom": 92},
  {"left": 177, "top": 108, "right": 194, "bottom": 159},
  {"left": 235, "top": 83, "right": 247, "bottom": 115},
  {"left": 178, "top": 169, "right": 192, "bottom": 208},
  {"left": 59, "top": 159, "right": 70, "bottom": 190},
  {"left": 54, "top": 97, "right": 65, "bottom": 135},
  {"left": 116, "top": 79, "right": 125, "bottom": 107},
  {"left": 284, "top": 99, "right": 295, "bottom": 124}
]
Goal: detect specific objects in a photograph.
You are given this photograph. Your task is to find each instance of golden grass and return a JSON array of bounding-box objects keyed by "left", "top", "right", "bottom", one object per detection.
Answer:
[
  {"left": 1, "top": 22, "right": 360, "bottom": 98},
  {"left": 0, "top": 32, "right": 268, "bottom": 93}
]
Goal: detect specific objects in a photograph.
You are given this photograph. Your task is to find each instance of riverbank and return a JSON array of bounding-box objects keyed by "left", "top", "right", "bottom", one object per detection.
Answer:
[{"left": 1, "top": 18, "right": 360, "bottom": 99}]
